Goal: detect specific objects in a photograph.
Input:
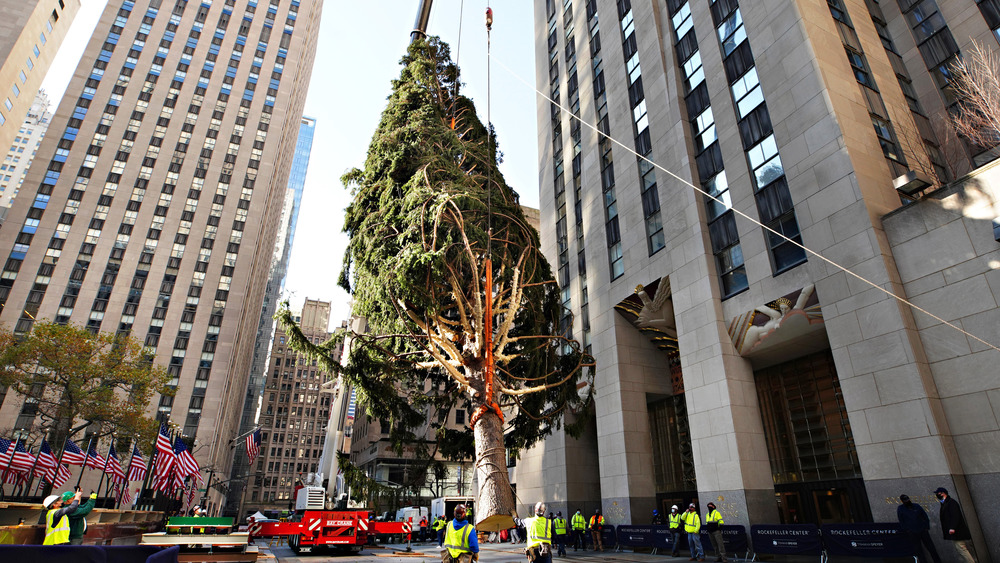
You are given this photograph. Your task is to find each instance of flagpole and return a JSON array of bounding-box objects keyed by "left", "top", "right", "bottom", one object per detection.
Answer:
[
  {"left": 75, "top": 435, "right": 95, "bottom": 489},
  {"left": 95, "top": 437, "right": 115, "bottom": 503},
  {"left": 117, "top": 438, "right": 137, "bottom": 509},
  {"left": 0, "top": 436, "right": 23, "bottom": 500},
  {"left": 20, "top": 434, "right": 46, "bottom": 501}
]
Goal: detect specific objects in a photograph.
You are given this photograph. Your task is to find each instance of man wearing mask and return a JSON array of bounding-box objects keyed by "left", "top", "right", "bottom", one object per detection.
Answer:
[
  {"left": 934, "top": 487, "right": 976, "bottom": 562},
  {"left": 442, "top": 504, "right": 478, "bottom": 563},
  {"left": 552, "top": 511, "right": 568, "bottom": 557},
  {"left": 651, "top": 509, "right": 665, "bottom": 525},
  {"left": 897, "top": 494, "right": 941, "bottom": 563},
  {"left": 525, "top": 502, "right": 553, "bottom": 563},
  {"left": 571, "top": 509, "right": 586, "bottom": 551},
  {"left": 588, "top": 509, "right": 605, "bottom": 552},
  {"left": 704, "top": 502, "right": 726, "bottom": 562},
  {"left": 681, "top": 503, "right": 705, "bottom": 562},
  {"left": 668, "top": 505, "right": 683, "bottom": 558}
]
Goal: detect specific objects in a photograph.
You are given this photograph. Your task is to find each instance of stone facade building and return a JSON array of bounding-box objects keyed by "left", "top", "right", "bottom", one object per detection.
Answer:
[
  {"left": 0, "top": 0, "right": 79, "bottom": 159},
  {"left": 525, "top": 0, "right": 1000, "bottom": 560},
  {"left": 0, "top": 0, "right": 321, "bottom": 514},
  {"left": 246, "top": 298, "right": 333, "bottom": 513},
  {"left": 0, "top": 91, "right": 53, "bottom": 213}
]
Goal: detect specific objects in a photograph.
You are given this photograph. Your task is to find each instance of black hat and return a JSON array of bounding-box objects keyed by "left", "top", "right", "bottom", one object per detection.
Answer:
[
  {"left": 934, "top": 487, "right": 948, "bottom": 495},
  {"left": 899, "top": 494, "right": 910, "bottom": 502}
]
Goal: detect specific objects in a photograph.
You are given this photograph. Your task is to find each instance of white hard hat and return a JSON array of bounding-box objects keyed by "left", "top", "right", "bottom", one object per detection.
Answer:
[
  {"left": 534, "top": 501, "right": 546, "bottom": 515},
  {"left": 43, "top": 495, "right": 60, "bottom": 508},
  {"left": 671, "top": 505, "right": 678, "bottom": 510}
]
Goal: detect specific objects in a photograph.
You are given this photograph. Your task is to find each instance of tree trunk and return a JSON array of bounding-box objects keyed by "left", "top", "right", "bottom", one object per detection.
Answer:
[{"left": 472, "top": 408, "right": 515, "bottom": 532}]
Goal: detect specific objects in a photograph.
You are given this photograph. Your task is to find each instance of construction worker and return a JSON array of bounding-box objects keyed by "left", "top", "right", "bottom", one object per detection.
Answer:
[
  {"left": 524, "top": 502, "right": 553, "bottom": 563},
  {"left": 433, "top": 515, "right": 447, "bottom": 547},
  {"left": 418, "top": 515, "right": 428, "bottom": 542},
  {"left": 682, "top": 503, "right": 705, "bottom": 561},
  {"left": 67, "top": 489, "right": 98, "bottom": 545},
  {"left": 705, "top": 502, "right": 727, "bottom": 562},
  {"left": 552, "top": 510, "right": 567, "bottom": 557},
  {"left": 42, "top": 490, "right": 81, "bottom": 545},
  {"left": 571, "top": 509, "right": 586, "bottom": 551},
  {"left": 668, "top": 505, "right": 683, "bottom": 557},
  {"left": 652, "top": 509, "right": 665, "bottom": 525},
  {"left": 588, "top": 508, "right": 605, "bottom": 552},
  {"left": 442, "top": 504, "right": 478, "bottom": 563}
]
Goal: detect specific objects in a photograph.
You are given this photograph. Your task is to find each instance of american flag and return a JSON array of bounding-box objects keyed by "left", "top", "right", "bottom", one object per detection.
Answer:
[
  {"left": 346, "top": 389, "right": 356, "bottom": 420},
  {"left": 61, "top": 439, "right": 88, "bottom": 466},
  {"left": 115, "top": 482, "right": 133, "bottom": 505},
  {"left": 173, "top": 437, "right": 201, "bottom": 483},
  {"left": 35, "top": 440, "right": 58, "bottom": 478},
  {"left": 127, "top": 444, "right": 147, "bottom": 482},
  {"left": 246, "top": 428, "right": 261, "bottom": 465},
  {"left": 10, "top": 440, "right": 36, "bottom": 472},
  {"left": 85, "top": 442, "right": 106, "bottom": 470},
  {"left": 154, "top": 425, "right": 176, "bottom": 481},
  {"left": 48, "top": 464, "right": 71, "bottom": 488},
  {"left": 0, "top": 438, "right": 13, "bottom": 470},
  {"left": 106, "top": 443, "right": 127, "bottom": 483}
]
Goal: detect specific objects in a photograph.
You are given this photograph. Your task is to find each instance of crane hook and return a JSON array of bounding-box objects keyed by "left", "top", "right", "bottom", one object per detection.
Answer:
[{"left": 485, "top": 7, "right": 493, "bottom": 31}]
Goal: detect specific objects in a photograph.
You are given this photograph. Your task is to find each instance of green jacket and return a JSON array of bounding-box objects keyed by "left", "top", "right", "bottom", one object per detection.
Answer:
[{"left": 68, "top": 494, "right": 97, "bottom": 540}]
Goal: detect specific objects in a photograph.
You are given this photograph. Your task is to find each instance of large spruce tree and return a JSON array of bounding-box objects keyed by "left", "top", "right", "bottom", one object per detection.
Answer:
[{"left": 279, "top": 37, "right": 593, "bottom": 530}]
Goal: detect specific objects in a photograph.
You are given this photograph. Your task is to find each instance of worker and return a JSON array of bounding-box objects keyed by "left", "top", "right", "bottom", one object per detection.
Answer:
[
  {"left": 42, "top": 490, "right": 81, "bottom": 545},
  {"left": 442, "top": 504, "right": 478, "bottom": 563},
  {"left": 552, "top": 510, "right": 568, "bottom": 557},
  {"left": 67, "top": 488, "right": 98, "bottom": 545},
  {"left": 682, "top": 503, "right": 705, "bottom": 561},
  {"left": 571, "top": 509, "right": 586, "bottom": 551},
  {"left": 419, "top": 515, "right": 428, "bottom": 542},
  {"left": 588, "top": 508, "right": 605, "bottom": 552},
  {"left": 668, "top": 505, "right": 683, "bottom": 557},
  {"left": 705, "top": 502, "right": 727, "bottom": 562},
  {"left": 433, "top": 515, "right": 447, "bottom": 547},
  {"left": 652, "top": 509, "right": 666, "bottom": 525},
  {"left": 524, "top": 502, "right": 553, "bottom": 563}
]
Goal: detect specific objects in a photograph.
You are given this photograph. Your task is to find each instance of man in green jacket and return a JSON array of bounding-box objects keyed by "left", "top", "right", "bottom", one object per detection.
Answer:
[{"left": 67, "top": 489, "right": 98, "bottom": 545}]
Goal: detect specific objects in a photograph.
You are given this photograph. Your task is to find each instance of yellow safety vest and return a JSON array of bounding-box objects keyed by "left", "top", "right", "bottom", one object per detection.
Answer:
[
  {"left": 44, "top": 509, "right": 71, "bottom": 545},
  {"left": 443, "top": 521, "right": 473, "bottom": 558},
  {"left": 553, "top": 517, "right": 567, "bottom": 535},
  {"left": 668, "top": 512, "right": 682, "bottom": 529},
  {"left": 571, "top": 513, "right": 586, "bottom": 530},
  {"left": 526, "top": 516, "right": 551, "bottom": 548},
  {"left": 706, "top": 509, "right": 724, "bottom": 525},
  {"left": 682, "top": 511, "right": 701, "bottom": 533},
  {"left": 433, "top": 519, "right": 446, "bottom": 531}
]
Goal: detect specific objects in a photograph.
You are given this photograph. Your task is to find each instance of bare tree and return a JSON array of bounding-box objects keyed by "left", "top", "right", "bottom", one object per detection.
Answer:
[{"left": 950, "top": 41, "right": 1000, "bottom": 151}]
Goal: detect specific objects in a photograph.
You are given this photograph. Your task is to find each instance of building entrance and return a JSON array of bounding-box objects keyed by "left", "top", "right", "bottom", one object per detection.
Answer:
[{"left": 755, "top": 349, "right": 872, "bottom": 525}]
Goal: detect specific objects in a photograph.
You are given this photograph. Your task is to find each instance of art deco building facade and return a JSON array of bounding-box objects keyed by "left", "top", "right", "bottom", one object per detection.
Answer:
[
  {"left": 246, "top": 298, "right": 333, "bottom": 512},
  {"left": 526, "top": 0, "right": 1000, "bottom": 560},
  {"left": 0, "top": 0, "right": 79, "bottom": 161},
  {"left": 0, "top": 0, "right": 321, "bottom": 513},
  {"left": 225, "top": 115, "right": 313, "bottom": 515},
  {"left": 0, "top": 91, "right": 53, "bottom": 213}
]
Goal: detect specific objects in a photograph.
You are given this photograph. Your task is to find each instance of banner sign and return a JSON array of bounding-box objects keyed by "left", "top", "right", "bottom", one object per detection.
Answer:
[
  {"left": 615, "top": 525, "right": 659, "bottom": 548},
  {"left": 750, "top": 524, "right": 822, "bottom": 555},
  {"left": 599, "top": 525, "right": 616, "bottom": 547},
  {"left": 700, "top": 525, "right": 748, "bottom": 553},
  {"left": 821, "top": 524, "right": 917, "bottom": 558},
  {"left": 653, "top": 527, "right": 683, "bottom": 550}
]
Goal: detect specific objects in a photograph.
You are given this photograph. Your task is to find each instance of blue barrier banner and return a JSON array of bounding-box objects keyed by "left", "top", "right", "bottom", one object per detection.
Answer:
[
  {"left": 600, "top": 525, "right": 616, "bottom": 546},
  {"left": 750, "top": 524, "right": 823, "bottom": 555},
  {"left": 821, "top": 524, "right": 917, "bottom": 558},
  {"left": 700, "top": 525, "right": 748, "bottom": 553},
  {"left": 616, "top": 525, "right": 660, "bottom": 547}
]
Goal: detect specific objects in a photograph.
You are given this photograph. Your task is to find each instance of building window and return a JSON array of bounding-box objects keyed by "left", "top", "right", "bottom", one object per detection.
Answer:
[{"left": 455, "top": 409, "right": 465, "bottom": 425}]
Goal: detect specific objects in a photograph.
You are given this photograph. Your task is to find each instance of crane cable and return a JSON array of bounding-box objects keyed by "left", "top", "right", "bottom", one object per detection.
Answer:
[
  {"left": 450, "top": 0, "right": 464, "bottom": 130},
  {"left": 472, "top": 5, "right": 503, "bottom": 428},
  {"left": 485, "top": 52, "right": 1000, "bottom": 355}
]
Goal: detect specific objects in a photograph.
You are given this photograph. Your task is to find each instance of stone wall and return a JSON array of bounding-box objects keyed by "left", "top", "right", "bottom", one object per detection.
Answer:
[{"left": 882, "top": 160, "right": 1000, "bottom": 563}]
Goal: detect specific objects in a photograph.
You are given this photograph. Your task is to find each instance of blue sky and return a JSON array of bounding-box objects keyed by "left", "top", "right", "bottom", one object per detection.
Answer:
[{"left": 42, "top": 0, "right": 540, "bottom": 326}]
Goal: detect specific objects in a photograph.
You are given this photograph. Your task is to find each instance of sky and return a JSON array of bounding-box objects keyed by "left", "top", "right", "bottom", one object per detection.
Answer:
[{"left": 41, "top": 0, "right": 541, "bottom": 327}]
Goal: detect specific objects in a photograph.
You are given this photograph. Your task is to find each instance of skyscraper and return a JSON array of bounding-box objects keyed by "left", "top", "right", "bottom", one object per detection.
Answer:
[
  {"left": 226, "top": 115, "right": 314, "bottom": 515},
  {"left": 527, "top": 0, "right": 996, "bottom": 558},
  {"left": 245, "top": 297, "right": 332, "bottom": 512},
  {"left": 0, "top": 0, "right": 80, "bottom": 158},
  {"left": 0, "top": 0, "right": 321, "bottom": 513},
  {"left": 0, "top": 91, "right": 53, "bottom": 214}
]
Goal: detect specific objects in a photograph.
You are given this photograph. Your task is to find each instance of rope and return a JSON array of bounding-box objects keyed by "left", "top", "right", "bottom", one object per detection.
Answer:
[{"left": 486, "top": 53, "right": 1000, "bottom": 355}]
